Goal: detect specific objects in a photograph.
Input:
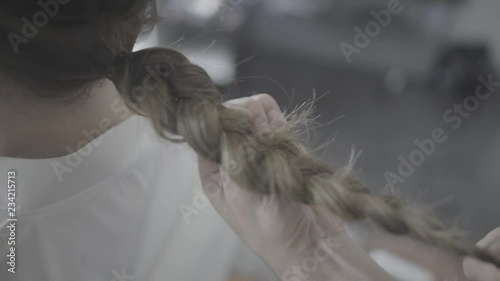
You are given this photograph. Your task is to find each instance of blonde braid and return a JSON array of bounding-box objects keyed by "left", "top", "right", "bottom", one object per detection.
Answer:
[{"left": 112, "top": 47, "right": 500, "bottom": 267}]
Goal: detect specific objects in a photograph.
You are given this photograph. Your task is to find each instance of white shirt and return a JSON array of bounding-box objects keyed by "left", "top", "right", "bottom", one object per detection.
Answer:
[{"left": 0, "top": 114, "right": 242, "bottom": 281}]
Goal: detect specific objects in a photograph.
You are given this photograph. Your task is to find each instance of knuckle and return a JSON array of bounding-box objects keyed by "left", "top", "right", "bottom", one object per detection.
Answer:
[
  {"left": 240, "top": 97, "right": 259, "bottom": 110},
  {"left": 252, "top": 93, "right": 276, "bottom": 105},
  {"left": 480, "top": 228, "right": 500, "bottom": 247},
  {"left": 245, "top": 99, "right": 266, "bottom": 118},
  {"left": 253, "top": 93, "right": 273, "bottom": 100},
  {"left": 224, "top": 97, "right": 250, "bottom": 107}
]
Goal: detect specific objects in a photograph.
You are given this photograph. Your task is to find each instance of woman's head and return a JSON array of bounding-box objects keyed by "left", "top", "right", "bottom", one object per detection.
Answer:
[
  {"left": 0, "top": 0, "right": 157, "bottom": 100},
  {"left": 0, "top": 0, "right": 222, "bottom": 144}
]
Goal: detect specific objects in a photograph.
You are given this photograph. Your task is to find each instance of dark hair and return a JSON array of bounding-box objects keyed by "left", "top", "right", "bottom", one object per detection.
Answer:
[
  {"left": 0, "top": 0, "right": 156, "bottom": 99},
  {"left": 2, "top": 0, "right": 500, "bottom": 268}
]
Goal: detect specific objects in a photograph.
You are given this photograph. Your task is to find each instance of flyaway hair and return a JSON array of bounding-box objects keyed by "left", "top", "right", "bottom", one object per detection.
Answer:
[
  {"left": 110, "top": 47, "right": 500, "bottom": 267},
  {"left": 1, "top": 0, "right": 499, "bottom": 268}
]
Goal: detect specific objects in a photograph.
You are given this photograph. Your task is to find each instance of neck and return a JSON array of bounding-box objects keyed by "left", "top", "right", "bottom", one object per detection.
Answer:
[{"left": 0, "top": 79, "right": 132, "bottom": 159}]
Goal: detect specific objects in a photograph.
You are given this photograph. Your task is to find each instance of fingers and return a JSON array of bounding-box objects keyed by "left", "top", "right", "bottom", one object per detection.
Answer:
[
  {"left": 199, "top": 94, "right": 284, "bottom": 212},
  {"left": 251, "top": 93, "right": 286, "bottom": 126},
  {"left": 463, "top": 228, "right": 500, "bottom": 281},
  {"left": 224, "top": 94, "right": 285, "bottom": 133},
  {"left": 477, "top": 228, "right": 500, "bottom": 257},
  {"left": 463, "top": 257, "right": 500, "bottom": 281},
  {"left": 225, "top": 96, "right": 270, "bottom": 133}
]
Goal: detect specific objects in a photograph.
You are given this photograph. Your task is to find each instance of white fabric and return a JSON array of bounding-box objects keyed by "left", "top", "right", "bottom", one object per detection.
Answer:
[{"left": 0, "top": 114, "right": 241, "bottom": 281}]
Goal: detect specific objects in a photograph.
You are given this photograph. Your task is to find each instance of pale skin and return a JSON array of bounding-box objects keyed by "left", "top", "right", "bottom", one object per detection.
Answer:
[
  {"left": 0, "top": 79, "right": 132, "bottom": 159},
  {"left": 1, "top": 75, "right": 498, "bottom": 280},
  {"left": 463, "top": 228, "right": 500, "bottom": 281}
]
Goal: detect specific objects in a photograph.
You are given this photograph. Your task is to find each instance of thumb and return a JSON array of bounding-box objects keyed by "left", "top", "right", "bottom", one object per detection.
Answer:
[{"left": 463, "top": 257, "right": 500, "bottom": 281}]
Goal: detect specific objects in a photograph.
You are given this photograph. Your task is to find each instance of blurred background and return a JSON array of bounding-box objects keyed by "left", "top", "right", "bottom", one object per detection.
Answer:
[{"left": 137, "top": 0, "right": 500, "bottom": 279}]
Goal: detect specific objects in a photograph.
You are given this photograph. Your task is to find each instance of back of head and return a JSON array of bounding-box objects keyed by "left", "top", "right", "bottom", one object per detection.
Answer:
[
  {"left": 0, "top": 0, "right": 220, "bottom": 144},
  {"left": 0, "top": 0, "right": 157, "bottom": 99}
]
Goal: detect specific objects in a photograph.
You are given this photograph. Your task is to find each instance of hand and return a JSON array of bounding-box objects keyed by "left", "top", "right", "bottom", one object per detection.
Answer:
[
  {"left": 463, "top": 227, "right": 500, "bottom": 281},
  {"left": 198, "top": 94, "right": 342, "bottom": 259},
  {"left": 197, "top": 94, "right": 395, "bottom": 281}
]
